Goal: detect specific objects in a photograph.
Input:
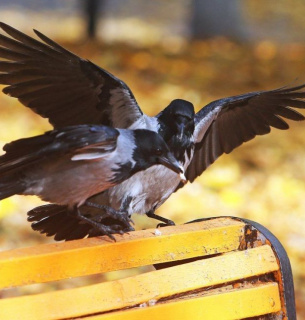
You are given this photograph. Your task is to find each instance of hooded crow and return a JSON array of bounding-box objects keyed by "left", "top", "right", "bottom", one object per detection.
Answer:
[
  {"left": 0, "top": 124, "right": 185, "bottom": 239},
  {"left": 0, "top": 23, "right": 305, "bottom": 240}
]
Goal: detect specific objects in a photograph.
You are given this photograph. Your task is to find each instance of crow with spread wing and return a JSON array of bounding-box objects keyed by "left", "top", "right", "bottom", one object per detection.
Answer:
[{"left": 0, "top": 23, "right": 304, "bottom": 240}]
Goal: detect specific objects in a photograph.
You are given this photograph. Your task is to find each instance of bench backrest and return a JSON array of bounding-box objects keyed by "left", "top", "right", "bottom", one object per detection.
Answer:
[{"left": 0, "top": 217, "right": 296, "bottom": 320}]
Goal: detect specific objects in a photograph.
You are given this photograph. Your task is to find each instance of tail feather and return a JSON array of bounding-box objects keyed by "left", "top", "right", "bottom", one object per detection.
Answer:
[
  {"left": 0, "top": 174, "right": 25, "bottom": 200},
  {"left": 27, "top": 204, "right": 133, "bottom": 241},
  {"left": 28, "top": 204, "right": 91, "bottom": 241}
]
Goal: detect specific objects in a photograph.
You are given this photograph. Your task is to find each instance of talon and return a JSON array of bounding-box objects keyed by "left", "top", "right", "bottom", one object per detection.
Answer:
[
  {"left": 146, "top": 209, "right": 175, "bottom": 227},
  {"left": 84, "top": 201, "right": 131, "bottom": 228},
  {"left": 107, "top": 233, "right": 116, "bottom": 242},
  {"left": 70, "top": 206, "right": 121, "bottom": 241},
  {"left": 157, "top": 222, "right": 175, "bottom": 228}
]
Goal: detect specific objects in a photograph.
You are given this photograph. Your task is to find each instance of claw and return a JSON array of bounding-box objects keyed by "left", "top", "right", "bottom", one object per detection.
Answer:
[
  {"left": 84, "top": 201, "right": 131, "bottom": 228},
  {"left": 71, "top": 206, "right": 121, "bottom": 241},
  {"left": 146, "top": 209, "right": 176, "bottom": 227},
  {"left": 157, "top": 221, "right": 175, "bottom": 228}
]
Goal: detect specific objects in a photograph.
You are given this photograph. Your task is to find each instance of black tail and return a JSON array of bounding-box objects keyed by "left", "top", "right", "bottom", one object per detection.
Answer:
[
  {"left": 27, "top": 204, "right": 92, "bottom": 241},
  {"left": 27, "top": 204, "right": 131, "bottom": 241},
  {"left": 0, "top": 174, "right": 25, "bottom": 200}
]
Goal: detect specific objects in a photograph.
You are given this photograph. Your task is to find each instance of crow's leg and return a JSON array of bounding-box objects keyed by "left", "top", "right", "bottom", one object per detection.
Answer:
[
  {"left": 146, "top": 210, "right": 175, "bottom": 227},
  {"left": 70, "top": 205, "right": 123, "bottom": 241},
  {"left": 84, "top": 201, "right": 133, "bottom": 228},
  {"left": 119, "top": 196, "right": 134, "bottom": 222}
]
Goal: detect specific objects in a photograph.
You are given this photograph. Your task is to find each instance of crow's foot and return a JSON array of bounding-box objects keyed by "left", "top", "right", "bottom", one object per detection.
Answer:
[{"left": 146, "top": 210, "right": 176, "bottom": 228}]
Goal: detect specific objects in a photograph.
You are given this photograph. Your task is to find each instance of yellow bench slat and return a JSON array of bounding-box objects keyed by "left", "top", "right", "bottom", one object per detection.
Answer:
[
  {"left": 0, "top": 219, "right": 244, "bottom": 288},
  {"left": 0, "top": 245, "right": 278, "bottom": 320},
  {"left": 85, "top": 283, "right": 281, "bottom": 320}
]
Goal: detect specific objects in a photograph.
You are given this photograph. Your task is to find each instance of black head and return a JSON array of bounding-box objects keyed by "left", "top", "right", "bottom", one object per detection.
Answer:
[
  {"left": 158, "top": 99, "right": 195, "bottom": 142},
  {"left": 132, "top": 129, "right": 185, "bottom": 180}
]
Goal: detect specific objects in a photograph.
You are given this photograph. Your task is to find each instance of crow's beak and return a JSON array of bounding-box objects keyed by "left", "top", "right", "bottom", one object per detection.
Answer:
[
  {"left": 177, "top": 123, "right": 185, "bottom": 140},
  {"left": 158, "top": 154, "right": 187, "bottom": 184}
]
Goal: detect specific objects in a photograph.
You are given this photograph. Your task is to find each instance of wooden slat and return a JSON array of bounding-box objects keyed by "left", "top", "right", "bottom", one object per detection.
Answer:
[
  {"left": 84, "top": 283, "right": 281, "bottom": 320},
  {"left": 0, "top": 218, "right": 244, "bottom": 288},
  {"left": 0, "top": 245, "right": 279, "bottom": 320}
]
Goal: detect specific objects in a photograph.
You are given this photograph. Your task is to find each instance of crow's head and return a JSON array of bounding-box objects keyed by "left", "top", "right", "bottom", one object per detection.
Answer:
[
  {"left": 158, "top": 99, "right": 195, "bottom": 142},
  {"left": 131, "top": 129, "right": 186, "bottom": 180}
]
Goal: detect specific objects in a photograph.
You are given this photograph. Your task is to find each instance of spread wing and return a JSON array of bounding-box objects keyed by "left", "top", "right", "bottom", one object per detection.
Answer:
[
  {"left": 0, "top": 22, "right": 143, "bottom": 129},
  {"left": 186, "top": 84, "right": 305, "bottom": 182},
  {"left": 0, "top": 125, "right": 119, "bottom": 172}
]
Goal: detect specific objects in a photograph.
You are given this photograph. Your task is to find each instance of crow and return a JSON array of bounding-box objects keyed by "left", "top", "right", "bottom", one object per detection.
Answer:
[
  {"left": 0, "top": 125, "right": 185, "bottom": 239},
  {"left": 0, "top": 23, "right": 304, "bottom": 240}
]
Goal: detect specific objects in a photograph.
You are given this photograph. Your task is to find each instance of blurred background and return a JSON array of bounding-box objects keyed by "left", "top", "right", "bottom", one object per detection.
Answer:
[{"left": 0, "top": 0, "right": 305, "bottom": 317}]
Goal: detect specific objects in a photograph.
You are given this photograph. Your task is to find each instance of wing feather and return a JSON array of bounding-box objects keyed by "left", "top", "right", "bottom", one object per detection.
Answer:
[
  {"left": 0, "top": 125, "right": 119, "bottom": 173},
  {"left": 0, "top": 23, "right": 143, "bottom": 129},
  {"left": 187, "top": 85, "right": 305, "bottom": 182}
]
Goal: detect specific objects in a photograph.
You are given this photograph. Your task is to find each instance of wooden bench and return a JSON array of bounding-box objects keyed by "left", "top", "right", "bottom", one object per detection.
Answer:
[{"left": 0, "top": 216, "right": 296, "bottom": 320}]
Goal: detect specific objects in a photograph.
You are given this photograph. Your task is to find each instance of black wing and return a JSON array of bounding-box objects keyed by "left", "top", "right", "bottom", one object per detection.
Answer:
[
  {"left": 186, "top": 85, "right": 305, "bottom": 182},
  {"left": 0, "top": 125, "right": 119, "bottom": 172},
  {"left": 0, "top": 22, "right": 143, "bottom": 129}
]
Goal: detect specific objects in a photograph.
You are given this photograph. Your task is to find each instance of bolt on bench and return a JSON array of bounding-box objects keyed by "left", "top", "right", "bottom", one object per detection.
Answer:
[{"left": 0, "top": 216, "right": 296, "bottom": 320}]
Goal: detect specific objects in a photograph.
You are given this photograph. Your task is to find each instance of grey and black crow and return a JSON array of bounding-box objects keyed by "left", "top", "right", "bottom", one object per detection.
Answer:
[
  {"left": 0, "top": 23, "right": 305, "bottom": 240},
  {"left": 0, "top": 125, "right": 185, "bottom": 239}
]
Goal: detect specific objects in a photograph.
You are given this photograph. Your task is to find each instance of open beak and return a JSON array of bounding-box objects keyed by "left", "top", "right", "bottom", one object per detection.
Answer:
[{"left": 158, "top": 154, "right": 187, "bottom": 184}]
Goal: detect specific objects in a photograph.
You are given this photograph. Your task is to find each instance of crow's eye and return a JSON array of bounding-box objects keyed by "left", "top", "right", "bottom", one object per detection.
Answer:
[{"left": 155, "top": 148, "right": 162, "bottom": 156}]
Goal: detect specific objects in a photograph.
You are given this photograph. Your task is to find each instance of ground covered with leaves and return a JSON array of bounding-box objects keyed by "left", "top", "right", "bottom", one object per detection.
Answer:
[{"left": 0, "top": 37, "right": 305, "bottom": 317}]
